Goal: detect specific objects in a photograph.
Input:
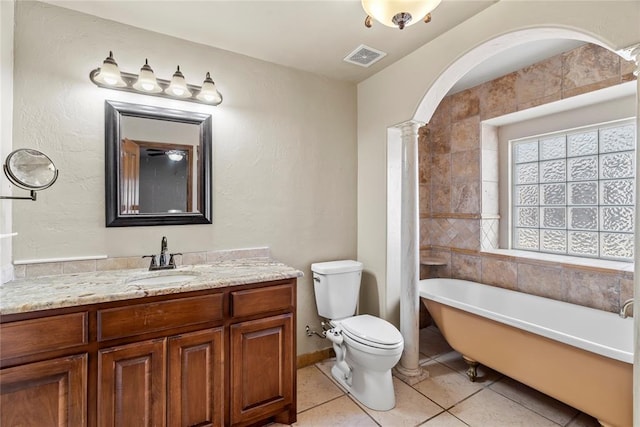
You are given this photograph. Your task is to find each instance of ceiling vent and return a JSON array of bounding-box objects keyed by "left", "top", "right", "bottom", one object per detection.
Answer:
[{"left": 343, "top": 44, "right": 387, "bottom": 68}]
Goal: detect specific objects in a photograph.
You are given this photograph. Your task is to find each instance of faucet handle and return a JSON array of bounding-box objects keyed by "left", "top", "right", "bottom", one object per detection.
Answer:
[
  {"left": 168, "top": 253, "right": 182, "bottom": 267},
  {"left": 142, "top": 254, "right": 157, "bottom": 269}
]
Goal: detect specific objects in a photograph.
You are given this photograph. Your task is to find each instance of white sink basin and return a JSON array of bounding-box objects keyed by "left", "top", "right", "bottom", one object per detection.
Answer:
[{"left": 126, "top": 272, "right": 199, "bottom": 286}]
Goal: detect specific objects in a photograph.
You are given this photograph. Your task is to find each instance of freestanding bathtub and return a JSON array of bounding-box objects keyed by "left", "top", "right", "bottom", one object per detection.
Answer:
[{"left": 418, "top": 278, "right": 633, "bottom": 427}]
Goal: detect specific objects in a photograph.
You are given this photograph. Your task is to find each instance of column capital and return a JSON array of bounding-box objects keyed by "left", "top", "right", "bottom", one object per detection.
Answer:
[
  {"left": 617, "top": 43, "right": 640, "bottom": 76},
  {"left": 394, "top": 120, "right": 425, "bottom": 141}
]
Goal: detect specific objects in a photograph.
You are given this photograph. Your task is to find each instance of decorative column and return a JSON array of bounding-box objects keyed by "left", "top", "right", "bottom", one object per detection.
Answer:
[
  {"left": 619, "top": 42, "right": 640, "bottom": 427},
  {"left": 393, "top": 120, "right": 429, "bottom": 384}
]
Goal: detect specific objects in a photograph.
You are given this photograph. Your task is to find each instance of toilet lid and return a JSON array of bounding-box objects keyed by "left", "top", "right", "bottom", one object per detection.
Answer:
[{"left": 339, "top": 314, "right": 403, "bottom": 346}]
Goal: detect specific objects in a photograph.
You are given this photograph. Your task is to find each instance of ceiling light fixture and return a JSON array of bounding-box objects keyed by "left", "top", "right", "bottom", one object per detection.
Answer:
[
  {"left": 362, "top": 0, "right": 442, "bottom": 30},
  {"left": 89, "top": 51, "right": 223, "bottom": 106},
  {"left": 166, "top": 150, "right": 185, "bottom": 162}
]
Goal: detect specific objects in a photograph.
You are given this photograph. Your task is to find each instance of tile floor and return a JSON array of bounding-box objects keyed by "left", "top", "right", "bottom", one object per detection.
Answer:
[{"left": 274, "top": 326, "right": 602, "bottom": 427}]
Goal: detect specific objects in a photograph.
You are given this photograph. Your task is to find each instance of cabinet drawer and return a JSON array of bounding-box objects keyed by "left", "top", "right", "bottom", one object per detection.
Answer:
[
  {"left": 0, "top": 312, "right": 88, "bottom": 360},
  {"left": 231, "top": 283, "right": 294, "bottom": 318},
  {"left": 98, "top": 294, "right": 223, "bottom": 341}
]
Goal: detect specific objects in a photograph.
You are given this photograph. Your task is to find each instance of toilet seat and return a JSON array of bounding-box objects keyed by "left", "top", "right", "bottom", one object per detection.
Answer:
[{"left": 337, "top": 314, "right": 403, "bottom": 349}]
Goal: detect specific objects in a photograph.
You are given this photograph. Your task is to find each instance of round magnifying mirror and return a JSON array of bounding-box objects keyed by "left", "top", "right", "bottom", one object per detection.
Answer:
[{"left": 4, "top": 149, "right": 58, "bottom": 190}]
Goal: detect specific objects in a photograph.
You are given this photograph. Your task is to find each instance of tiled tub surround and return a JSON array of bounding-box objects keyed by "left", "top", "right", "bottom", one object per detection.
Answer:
[
  {"left": 419, "top": 43, "right": 636, "bottom": 315},
  {"left": 420, "top": 248, "right": 633, "bottom": 316},
  {"left": 1, "top": 255, "right": 302, "bottom": 315}
]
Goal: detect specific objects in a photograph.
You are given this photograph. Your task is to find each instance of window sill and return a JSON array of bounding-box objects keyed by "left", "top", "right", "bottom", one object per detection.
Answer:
[{"left": 481, "top": 248, "right": 634, "bottom": 274}]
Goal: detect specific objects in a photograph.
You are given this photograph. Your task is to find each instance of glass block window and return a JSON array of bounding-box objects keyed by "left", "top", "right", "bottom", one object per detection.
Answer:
[{"left": 511, "top": 119, "right": 636, "bottom": 261}]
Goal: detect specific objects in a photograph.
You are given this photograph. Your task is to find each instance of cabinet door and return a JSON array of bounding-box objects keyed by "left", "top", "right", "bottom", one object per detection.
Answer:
[
  {"left": 230, "top": 314, "right": 294, "bottom": 425},
  {"left": 167, "top": 328, "right": 224, "bottom": 427},
  {"left": 98, "top": 339, "right": 166, "bottom": 427},
  {"left": 0, "top": 353, "right": 87, "bottom": 427}
]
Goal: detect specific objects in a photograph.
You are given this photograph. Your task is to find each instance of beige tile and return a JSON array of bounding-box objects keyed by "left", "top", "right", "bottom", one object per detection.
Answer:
[
  {"left": 434, "top": 351, "right": 502, "bottom": 385},
  {"left": 566, "top": 412, "right": 601, "bottom": 427},
  {"left": 517, "top": 263, "right": 566, "bottom": 301},
  {"left": 181, "top": 251, "right": 207, "bottom": 265},
  {"left": 62, "top": 260, "right": 96, "bottom": 274},
  {"left": 515, "top": 55, "right": 562, "bottom": 106},
  {"left": 562, "top": 44, "right": 620, "bottom": 91},
  {"left": 450, "top": 388, "right": 559, "bottom": 427},
  {"left": 479, "top": 73, "right": 517, "bottom": 120},
  {"left": 562, "top": 269, "right": 619, "bottom": 312},
  {"left": 293, "top": 395, "right": 377, "bottom": 427},
  {"left": 12, "top": 264, "right": 26, "bottom": 279},
  {"left": 450, "top": 88, "right": 480, "bottom": 121},
  {"left": 451, "top": 181, "right": 480, "bottom": 215},
  {"left": 413, "top": 359, "right": 483, "bottom": 409},
  {"left": 451, "top": 150, "right": 480, "bottom": 183},
  {"left": 418, "top": 411, "right": 469, "bottom": 427},
  {"left": 450, "top": 116, "right": 480, "bottom": 153},
  {"left": 25, "top": 262, "right": 63, "bottom": 278},
  {"left": 315, "top": 358, "right": 349, "bottom": 394},
  {"left": 481, "top": 257, "right": 517, "bottom": 290},
  {"left": 297, "top": 365, "right": 344, "bottom": 412},
  {"left": 451, "top": 253, "right": 481, "bottom": 283},
  {"left": 419, "top": 326, "right": 453, "bottom": 359},
  {"left": 431, "top": 154, "right": 451, "bottom": 186},
  {"left": 490, "top": 377, "right": 578, "bottom": 425},
  {"left": 96, "top": 257, "right": 130, "bottom": 271},
  {"left": 355, "top": 377, "right": 443, "bottom": 427}
]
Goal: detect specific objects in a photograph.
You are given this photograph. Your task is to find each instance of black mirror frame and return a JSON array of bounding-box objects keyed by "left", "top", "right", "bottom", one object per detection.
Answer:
[{"left": 105, "top": 100, "right": 213, "bottom": 227}]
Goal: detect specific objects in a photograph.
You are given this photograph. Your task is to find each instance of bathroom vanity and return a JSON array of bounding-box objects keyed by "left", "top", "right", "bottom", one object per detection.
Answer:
[{"left": 0, "top": 259, "right": 301, "bottom": 427}]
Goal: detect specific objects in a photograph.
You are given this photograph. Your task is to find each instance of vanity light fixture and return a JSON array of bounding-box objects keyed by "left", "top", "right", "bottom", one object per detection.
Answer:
[
  {"left": 362, "top": 0, "right": 442, "bottom": 29},
  {"left": 89, "top": 51, "right": 223, "bottom": 106}
]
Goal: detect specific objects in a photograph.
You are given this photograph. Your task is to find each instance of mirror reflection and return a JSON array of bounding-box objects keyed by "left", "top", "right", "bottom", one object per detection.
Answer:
[
  {"left": 105, "top": 101, "right": 212, "bottom": 227},
  {"left": 5, "top": 149, "right": 58, "bottom": 190}
]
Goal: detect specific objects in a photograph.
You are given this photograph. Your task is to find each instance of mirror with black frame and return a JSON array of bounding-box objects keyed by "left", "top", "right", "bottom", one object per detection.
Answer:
[{"left": 105, "top": 100, "right": 212, "bottom": 226}]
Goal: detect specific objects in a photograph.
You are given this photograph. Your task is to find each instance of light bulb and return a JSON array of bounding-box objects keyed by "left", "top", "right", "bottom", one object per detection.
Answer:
[
  {"left": 133, "top": 59, "right": 162, "bottom": 93},
  {"left": 92, "top": 51, "right": 127, "bottom": 87},
  {"left": 166, "top": 66, "right": 192, "bottom": 98},
  {"left": 196, "top": 72, "right": 223, "bottom": 105}
]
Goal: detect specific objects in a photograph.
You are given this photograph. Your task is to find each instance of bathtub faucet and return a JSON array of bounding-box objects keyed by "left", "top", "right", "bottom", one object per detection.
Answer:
[{"left": 619, "top": 299, "right": 634, "bottom": 318}]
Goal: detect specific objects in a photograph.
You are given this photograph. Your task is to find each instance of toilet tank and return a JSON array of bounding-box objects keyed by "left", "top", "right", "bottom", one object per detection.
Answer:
[{"left": 311, "top": 260, "right": 363, "bottom": 319}]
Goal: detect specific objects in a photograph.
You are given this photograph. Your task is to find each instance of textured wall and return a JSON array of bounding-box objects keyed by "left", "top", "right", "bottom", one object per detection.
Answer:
[
  {"left": 11, "top": 2, "right": 357, "bottom": 357},
  {"left": 419, "top": 43, "right": 636, "bottom": 313}
]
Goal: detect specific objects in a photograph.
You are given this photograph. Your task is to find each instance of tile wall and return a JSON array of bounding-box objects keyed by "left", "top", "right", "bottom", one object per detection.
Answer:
[{"left": 419, "top": 43, "right": 636, "bottom": 314}]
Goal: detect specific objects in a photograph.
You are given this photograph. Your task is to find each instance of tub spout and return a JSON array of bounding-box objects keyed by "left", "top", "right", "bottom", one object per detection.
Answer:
[{"left": 619, "top": 299, "right": 633, "bottom": 318}]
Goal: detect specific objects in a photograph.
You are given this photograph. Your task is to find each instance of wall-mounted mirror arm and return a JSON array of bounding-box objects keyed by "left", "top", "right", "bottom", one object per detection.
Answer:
[{"left": 1, "top": 149, "right": 59, "bottom": 201}]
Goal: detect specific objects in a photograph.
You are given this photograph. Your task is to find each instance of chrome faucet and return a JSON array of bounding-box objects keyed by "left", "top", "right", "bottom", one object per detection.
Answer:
[
  {"left": 620, "top": 298, "right": 634, "bottom": 318},
  {"left": 142, "top": 236, "right": 182, "bottom": 271},
  {"left": 159, "top": 236, "right": 168, "bottom": 267}
]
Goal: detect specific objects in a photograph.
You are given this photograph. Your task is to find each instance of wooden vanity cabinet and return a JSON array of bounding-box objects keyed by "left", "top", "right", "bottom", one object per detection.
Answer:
[{"left": 0, "top": 278, "right": 296, "bottom": 427}]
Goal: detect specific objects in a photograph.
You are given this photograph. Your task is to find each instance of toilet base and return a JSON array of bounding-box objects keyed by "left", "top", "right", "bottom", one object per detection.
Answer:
[{"left": 330, "top": 362, "right": 396, "bottom": 411}]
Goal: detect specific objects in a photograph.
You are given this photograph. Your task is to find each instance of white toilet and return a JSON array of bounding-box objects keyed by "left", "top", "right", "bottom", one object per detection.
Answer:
[{"left": 311, "top": 260, "right": 404, "bottom": 411}]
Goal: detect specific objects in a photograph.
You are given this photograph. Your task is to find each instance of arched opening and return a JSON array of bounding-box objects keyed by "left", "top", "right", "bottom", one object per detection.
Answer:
[{"left": 391, "top": 26, "right": 638, "bottom": 422}]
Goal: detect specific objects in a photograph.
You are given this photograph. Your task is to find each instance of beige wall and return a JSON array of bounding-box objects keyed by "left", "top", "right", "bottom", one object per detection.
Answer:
[
  {"left": 357, "top": 0, "right": 640, "bottom": 325},
  {"left": 9, "top": 1, "right": 357, "bottom": 356}
]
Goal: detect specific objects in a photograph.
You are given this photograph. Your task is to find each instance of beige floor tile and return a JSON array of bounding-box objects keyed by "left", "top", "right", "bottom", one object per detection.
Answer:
[
  {"left": 566, "top": 412, "right": 601, "bottom": 427},
  {"left": 450, "top": 388, "right": 559, "bottom": 427},
  {"left": 293, "top": 395, "right": 378, "bottom": 426},
  {"left": 413, "top": 359, "right": 484, "bottom": 409},
  {"left": 489, "top": 377, "right": 578, "bottom": 425},
  {"left": 315, "top": 358, "right": 350, "bottom": 393},
  {"left": 418, "top": 411, "right": 470, "bottom": 426},
  {"left": 352, "top": 377, "right": 444, "bottom": 427},
  {"left": 297, "top": 365, "right": 344, "bottom": 412},
  {"left": 434, "top": 351, "right": 502, "bottom": 384},
  {"left": 419, "top": 327, "right": 454, "bottom": 358}
]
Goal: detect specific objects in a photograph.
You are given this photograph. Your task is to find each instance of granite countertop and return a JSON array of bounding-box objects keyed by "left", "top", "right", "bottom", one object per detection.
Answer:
[{"left": 0, "top": 258, "right": 303, "bottom": 316}]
